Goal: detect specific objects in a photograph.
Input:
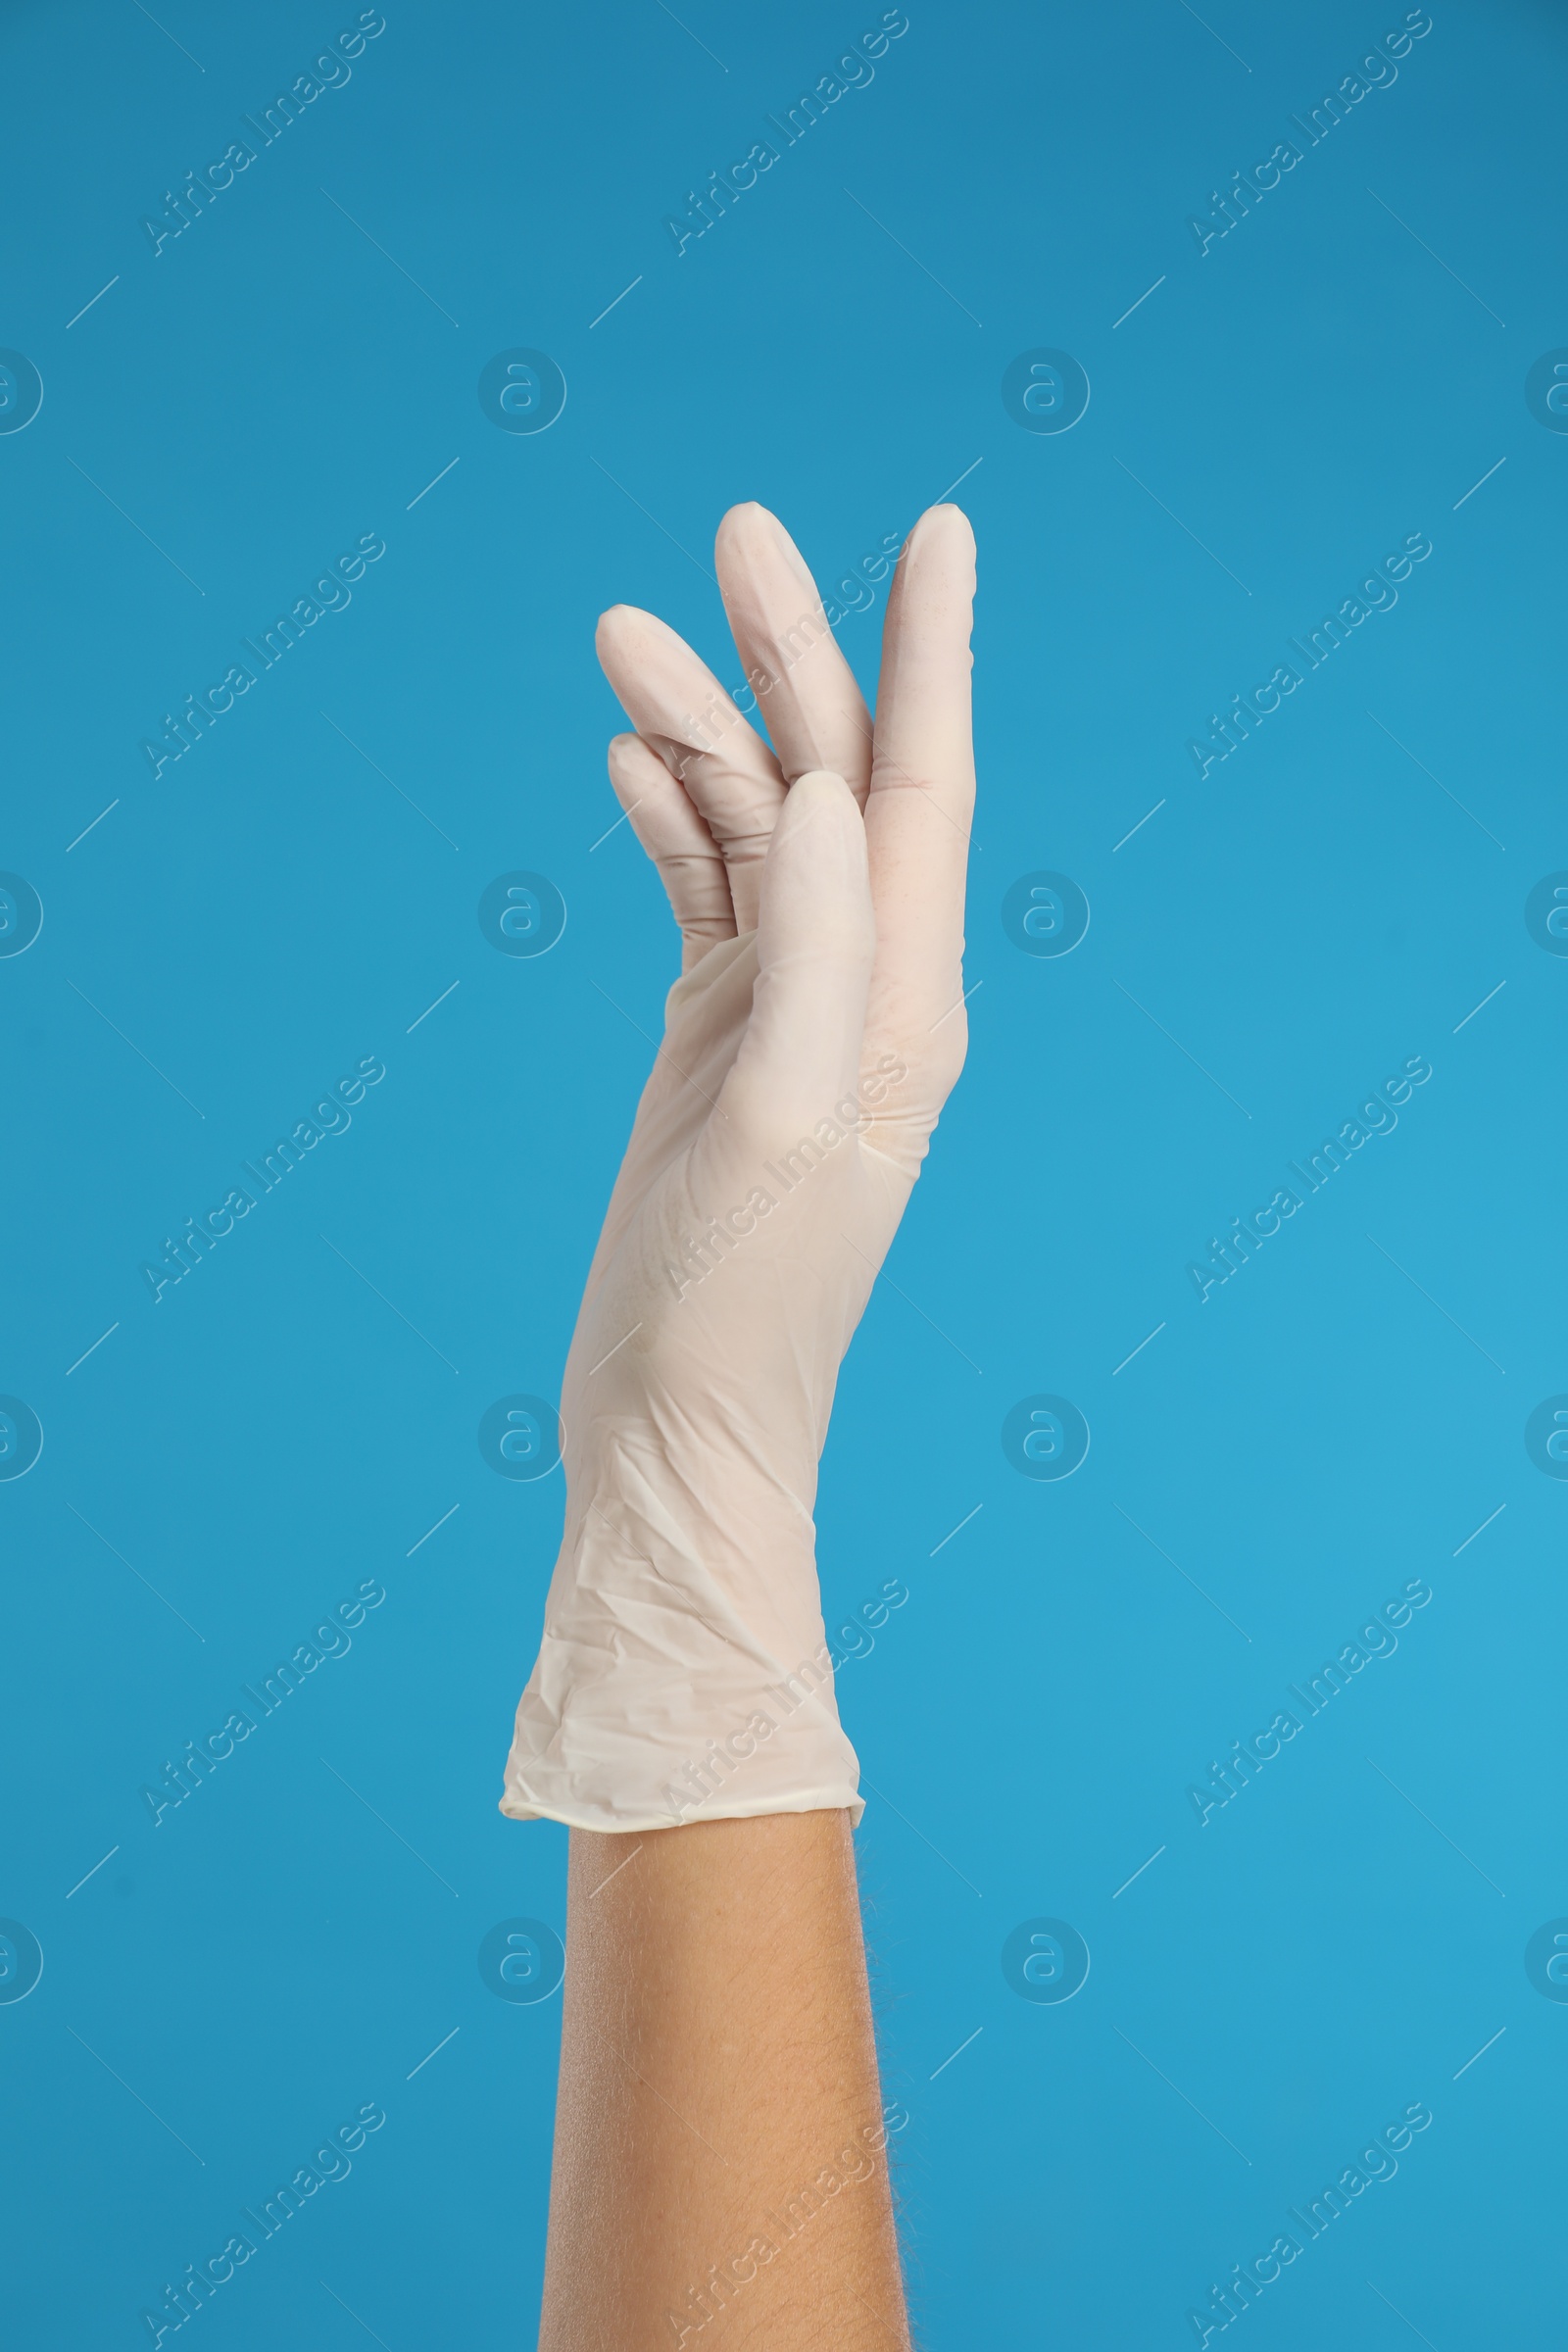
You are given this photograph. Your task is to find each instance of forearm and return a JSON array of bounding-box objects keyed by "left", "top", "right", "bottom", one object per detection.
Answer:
[{"left": 539, "top": 1812, "right": 910, "bottom": 2350}]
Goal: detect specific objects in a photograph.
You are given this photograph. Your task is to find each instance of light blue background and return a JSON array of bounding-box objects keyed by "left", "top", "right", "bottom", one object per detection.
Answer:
[{"left": 2, "top": 1, "right": 1563, "bottom": 2342}]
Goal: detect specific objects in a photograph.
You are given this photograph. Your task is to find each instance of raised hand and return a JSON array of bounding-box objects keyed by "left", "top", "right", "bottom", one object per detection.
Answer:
[{"left": 501, "top": 499, "right": 976, "bottom": 1832}]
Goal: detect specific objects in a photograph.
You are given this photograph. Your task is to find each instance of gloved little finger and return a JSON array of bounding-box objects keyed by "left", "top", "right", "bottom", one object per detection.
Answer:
[
  {"left": 597, "top": 603, "right": 786, "bottom": 931},
  {"left": 607, "top": 733, "right": 736, "bottom": 970}
]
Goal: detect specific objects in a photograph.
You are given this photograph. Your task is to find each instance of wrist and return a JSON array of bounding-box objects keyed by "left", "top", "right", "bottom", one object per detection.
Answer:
[{"left": 501, "top": 1494, "right": 859, "bottom": 1833}]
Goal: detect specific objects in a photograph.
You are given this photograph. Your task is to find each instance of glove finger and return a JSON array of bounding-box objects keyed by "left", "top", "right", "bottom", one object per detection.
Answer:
[
  {"left": 703, "top": 769, "right": 875, "bottom": 1181},
  {"left": 607, "top": 733, "right": 735, "bottom": 970},
  {"left": 862, "top": 504, "right": 977, "bottom": 1107},
  {"left": 713, "top": 504, "right": 875, "bottom": 806},
  {"left": 597, "top": 603, "right": 786, "bottom": 931}
]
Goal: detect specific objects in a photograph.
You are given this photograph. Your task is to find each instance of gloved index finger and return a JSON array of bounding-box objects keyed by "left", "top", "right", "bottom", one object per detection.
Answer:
[{"left": 714, "top": 505, "right": 874, "bottom": 807}]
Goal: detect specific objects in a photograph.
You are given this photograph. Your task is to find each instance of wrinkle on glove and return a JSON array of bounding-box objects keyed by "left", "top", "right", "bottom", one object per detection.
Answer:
[{"left": 504, "top": 1426, "right": 860, "bottom": 1832}]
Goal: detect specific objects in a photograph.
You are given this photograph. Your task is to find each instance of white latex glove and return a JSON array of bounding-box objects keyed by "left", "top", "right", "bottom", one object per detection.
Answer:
[{"left": 501, "top": 500, "right": 976, "bottom": 1832}]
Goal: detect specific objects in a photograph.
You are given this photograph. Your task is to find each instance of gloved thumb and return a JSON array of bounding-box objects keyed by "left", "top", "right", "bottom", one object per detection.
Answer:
[{"left": 710, "top": 770, "right": 875, "bottom": 1162}]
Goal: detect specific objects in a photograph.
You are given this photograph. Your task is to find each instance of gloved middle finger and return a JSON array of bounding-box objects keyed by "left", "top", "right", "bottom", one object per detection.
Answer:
[{"left": 714, "top": 504, "right": 874, "bottom": 808}]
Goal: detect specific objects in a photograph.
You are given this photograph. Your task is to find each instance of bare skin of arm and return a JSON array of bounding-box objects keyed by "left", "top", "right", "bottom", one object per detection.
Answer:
[{"left": 539, "top": 1813, "right": 910, "bottom": 2351}]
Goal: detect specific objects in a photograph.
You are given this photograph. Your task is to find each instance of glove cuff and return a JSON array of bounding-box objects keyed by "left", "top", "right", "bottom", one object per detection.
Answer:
[{"left": 500, "top": 1472, "right": 862, "bottom": 1833}]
